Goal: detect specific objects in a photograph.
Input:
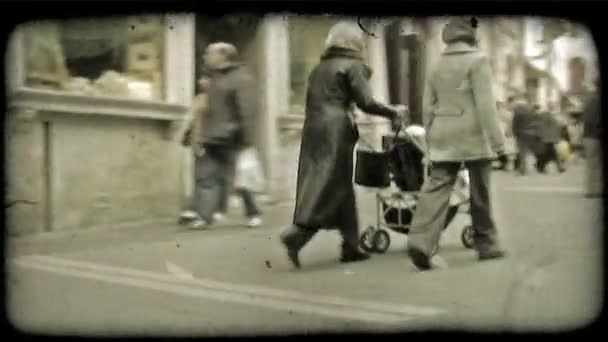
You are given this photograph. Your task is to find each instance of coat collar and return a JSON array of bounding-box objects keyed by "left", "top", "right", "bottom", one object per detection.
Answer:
[
  {"left": 321, "top": 47, "right": 364, "bottom": 61},
  {"left": 442, "top": 42, "right": 478, "bottom": 55}
]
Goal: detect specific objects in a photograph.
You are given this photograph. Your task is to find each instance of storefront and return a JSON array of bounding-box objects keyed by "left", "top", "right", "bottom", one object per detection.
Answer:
[
  {"left": 6, "top": 14, "right": 195, "bottom": 235},
  {"left": 5, "top": 14, "right": 393, "bottom": 235}
]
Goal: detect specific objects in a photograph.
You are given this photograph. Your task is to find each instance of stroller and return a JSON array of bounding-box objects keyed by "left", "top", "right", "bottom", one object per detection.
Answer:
[{"left": 355, "top": 125, "right": 475, "bottom": 254}]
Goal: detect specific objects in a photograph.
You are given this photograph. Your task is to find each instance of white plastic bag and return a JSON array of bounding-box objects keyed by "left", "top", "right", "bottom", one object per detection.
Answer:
[
  {"left": 449, "top": 169, "right": 470, "bottom": 206},
  {"left": 234, "top": 148, "right": 266, "bottom": 193}
]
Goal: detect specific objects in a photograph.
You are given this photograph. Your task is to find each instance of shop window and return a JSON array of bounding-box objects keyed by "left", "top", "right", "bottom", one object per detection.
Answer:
[
  {"left": 23, "top": 16, "right": 165, "bottom": 101},
  {"left": 288, "top": 16, "right": 342, "bottom": 115}
]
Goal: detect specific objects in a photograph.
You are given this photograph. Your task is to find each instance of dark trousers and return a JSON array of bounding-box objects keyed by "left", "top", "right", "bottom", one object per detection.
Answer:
[
  {"left": 407, "top": 160, "right": 498, "bottom": 256},
  {"left": 285, "top": 189, "right": 360, "bottom": 255},
  {"left": 536, "top": 143, "right": 564, "bottom": 173},
  {"left": 515, "top": 134, "right": 534, "bottom": 175},
  {"left": 193, "top": 146, "right": 261, "bottom": 222}
]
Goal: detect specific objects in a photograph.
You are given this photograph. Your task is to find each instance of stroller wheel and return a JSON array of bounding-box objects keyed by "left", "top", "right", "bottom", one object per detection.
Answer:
[
  {"left": 359, "top": 226, "right": 376, "bottom": 253},
  {"left": 461, "top": 225, "right": 475, "bottom": 249},
  {"left": 372, "top": 230, "right": 391, "bottom": 254}
]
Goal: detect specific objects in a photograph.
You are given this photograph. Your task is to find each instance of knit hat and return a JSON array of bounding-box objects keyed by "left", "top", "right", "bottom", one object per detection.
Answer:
[{"left": 442, "top": 17, "right": 477, "bottom": 45}]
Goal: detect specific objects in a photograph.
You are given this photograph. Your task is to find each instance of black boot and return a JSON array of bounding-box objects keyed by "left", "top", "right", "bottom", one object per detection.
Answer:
[
  {"left": 279, "top": 225, "right": 315, "bottom": 269},
  {"left": 407, "top": 247, "right": 432, "bottom": 271},
  {"left": 340, "top": 248, "right": 371, "bottom": 263}
]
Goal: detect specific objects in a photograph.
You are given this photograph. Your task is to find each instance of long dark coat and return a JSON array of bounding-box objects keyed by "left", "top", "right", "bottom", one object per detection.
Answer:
[{"left": 293, "top": 47, "right": 398, "bottom": 230}]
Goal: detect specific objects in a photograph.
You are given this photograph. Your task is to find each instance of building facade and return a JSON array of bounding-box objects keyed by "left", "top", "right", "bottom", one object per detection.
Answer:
[{"left": 8, "top": 14, "right": 594, "bottom": 236}]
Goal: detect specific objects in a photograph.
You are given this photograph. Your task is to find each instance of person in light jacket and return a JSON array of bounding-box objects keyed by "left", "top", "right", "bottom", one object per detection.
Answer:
[{"left": 406, "top": 17, "right": 507, "bottom": 271}]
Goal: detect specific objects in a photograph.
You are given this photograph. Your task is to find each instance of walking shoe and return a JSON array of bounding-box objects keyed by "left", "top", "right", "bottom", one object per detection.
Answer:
[
  {"left": 246, "top": 216, "right": 263, "bottom": 228},
  {"left": 178, "top": 211, "right": 198, "bottom": 225},
  {"left": 213, "top": 213, "right": 226, "bottom": 222},
  {"left": 279, "top": 228, "right": 301, "bottom": 269},
  {"left": 407, "top": 247, "right": 432, "bottom": 271},
  {"left": 188, "top": 219, "right": 210, "bottom": 230},
  {"left": 340, "top": 249, "right": 371, "bottom": 263},
  {"left": 477, "top": 247, "right": 506, "bottom": 261}
]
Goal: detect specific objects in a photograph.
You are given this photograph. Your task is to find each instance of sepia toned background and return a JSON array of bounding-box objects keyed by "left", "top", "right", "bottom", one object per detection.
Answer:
[{"left": 4, "top": 13, "right": 602, "bottom": 335}]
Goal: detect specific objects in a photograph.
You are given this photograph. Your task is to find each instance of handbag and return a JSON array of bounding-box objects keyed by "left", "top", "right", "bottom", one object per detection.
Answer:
[{"left": 234, "top": 148, "right": 266, "bottom": 193}]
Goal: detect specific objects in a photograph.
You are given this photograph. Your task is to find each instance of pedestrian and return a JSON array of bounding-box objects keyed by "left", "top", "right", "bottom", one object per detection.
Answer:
[
  {"left": 535, "top": 110, "right": 566, "bottom": 173},
  {"left": 495, "top": 100, "right": 515, "bottom": 171},
  {"left": 512, "top": 101, "right": 540, "bottom": 175},
  {"left": 179, "top": 74, "right": 212, "bottom": 224},
  {"left": 189, "top": 42, "right": 263, "bottom": 229},
  {"left": 406, "top": 17, "right": 507, "bottom": 271},
  {"left": 280, "top": 21, "right": 405, "bottom": 269},
  {"left": 582, "top": 80, "right": 602, "bottom": 198}
]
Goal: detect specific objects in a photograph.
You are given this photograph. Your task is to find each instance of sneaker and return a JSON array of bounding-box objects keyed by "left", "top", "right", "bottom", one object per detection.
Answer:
[
  {"left": 178, "top": 211, "right": 198, "bottom": 224},
  {"left": 247, "top": 216, "right": 263, "bottom": 228},
  {"left": 189, "top": 219, "right": 210, "bottom": 230},
  {"left": 213, "top": 213, "right": 226, "bottom": 222}
]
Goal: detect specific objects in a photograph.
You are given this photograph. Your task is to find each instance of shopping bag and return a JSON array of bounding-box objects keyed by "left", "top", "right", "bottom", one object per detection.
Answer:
[
  {"left": 555, "top": 140, "right": 571, "bottom": 163},
  {"left": 234, "top": 148, "right": 266, "bottom": 193}
]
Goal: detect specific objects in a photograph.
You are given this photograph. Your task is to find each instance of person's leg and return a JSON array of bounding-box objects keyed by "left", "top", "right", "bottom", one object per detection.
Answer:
[
  {"left": 237, "top": 188, "right": 263, "bottom": 227},
  {"left": 466, "top": 160, "right": 505, "bottom": 259},
  {"left": 515, "top": 136, "right": 529, "bottom": 175},
  {"left": 584, "top": 138, "right": 602, "bottom": 196},
  {"left": 193, "top": 149, "right": 223, "bottom": 225},
  {"left": 336, "top": 189, "right": 369, "bottom": 262},
  {"left": 407, "top": 162, "right": 460, "bottom": 268},
  {"left": 280, "top": 224, "right": 318, "bottom": 269}
]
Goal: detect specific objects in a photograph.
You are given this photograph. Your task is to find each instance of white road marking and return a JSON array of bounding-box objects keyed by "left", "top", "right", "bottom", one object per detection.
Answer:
[
  {"left": 165, "top": 260, "right": 195, "bottom": 281},
  {"left": 12, "top": 255, "right": 446, "bottom": 325}
]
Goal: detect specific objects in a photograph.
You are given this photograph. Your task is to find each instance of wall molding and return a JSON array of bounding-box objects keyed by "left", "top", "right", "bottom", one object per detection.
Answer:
[{"left": 8, "top": 88, "right": 188, "bottom": 121}]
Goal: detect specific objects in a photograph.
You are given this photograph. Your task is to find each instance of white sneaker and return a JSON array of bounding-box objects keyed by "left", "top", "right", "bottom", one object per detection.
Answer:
[
  {"left": 178, "top": 211, "right": 199, "bottom": 224},
  {"left": 247, "top": 216, "right": 263, "bottom": 228},
  {"left": 213, "top": 213, "right": 226, "bottom": 222},
  {"left": 189, "top": 219, "right": 210, "bottom": 230}
]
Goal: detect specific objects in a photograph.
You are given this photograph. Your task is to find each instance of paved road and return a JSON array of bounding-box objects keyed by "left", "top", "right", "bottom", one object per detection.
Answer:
[{"left": 7, "top": 163, "right": 603, "bottom": 335}]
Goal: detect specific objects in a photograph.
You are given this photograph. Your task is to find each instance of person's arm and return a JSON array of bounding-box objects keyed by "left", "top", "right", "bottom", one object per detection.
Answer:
[
  {"left": 470, "top": 56, "right": 505, "bottom": 153},
  {"left": 346, "top": 62, "right": 402, "bottom": 122},
  {"left": 422, "top": 78, "right": 437, "bottom": 130}
]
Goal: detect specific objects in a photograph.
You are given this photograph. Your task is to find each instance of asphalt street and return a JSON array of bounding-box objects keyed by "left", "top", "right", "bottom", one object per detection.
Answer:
[{"left": 6, "top": 162, "right": 603, "bottom": 335}]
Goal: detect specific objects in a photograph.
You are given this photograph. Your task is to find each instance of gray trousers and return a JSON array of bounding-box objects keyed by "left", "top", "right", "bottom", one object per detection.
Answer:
[
  {"left": 407, "top": 160, "right": 498, "bottom": 256},
  {"left": 193, "top": 146, "right": 260, "bottom": 222}
]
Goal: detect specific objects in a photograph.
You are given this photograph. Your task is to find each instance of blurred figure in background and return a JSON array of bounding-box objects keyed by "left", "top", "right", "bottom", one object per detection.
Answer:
[
  {"left": 179, "top": 74, "right": 212, "bottom": 225},
  {"left": 495, "top": 99, "right": 515, "bottom": 171},
  {"left": 280, "top": 21, "right": 404, "bottom": 269},
  {"left": 190, "top": 42, "right": 262, "bottom": 229},
  {"left": 512, "top": 100, "right": 539, "bottom": 175},
  {"left": 582, "top": 80, "right": 602, "bottom": 198},
  {"left": 536, "top": 109, "right": 566, "bottom": 173},
  {"left": 406, "top": 17, "right": 506, "bottom": 271}
]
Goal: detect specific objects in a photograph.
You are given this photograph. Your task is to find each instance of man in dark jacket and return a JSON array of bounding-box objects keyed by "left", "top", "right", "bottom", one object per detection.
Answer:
[
  {"left": 189, "top": 42, "right": 262, "bottom": 229},
  {"left": 512, "top": 101, "right": 540, "bottom": 175},
  {"left": 280, "top": 21, "right": 404, "bottom": 269},
  {"left": 535, "top": 111, "right": 566, "bottom": 173},
  {"left": 582, "top": 83, "right": 602, "bottom": 197}
]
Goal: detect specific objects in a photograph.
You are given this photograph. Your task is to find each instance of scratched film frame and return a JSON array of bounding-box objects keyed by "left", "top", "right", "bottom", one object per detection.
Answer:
[{"left": 4, "top": 11, "right": 603, "bottom": 336}]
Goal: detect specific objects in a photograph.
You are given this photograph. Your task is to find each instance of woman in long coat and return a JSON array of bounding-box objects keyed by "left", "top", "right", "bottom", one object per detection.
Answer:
[{"left": 280, "top": 21, "right": 404, "bottom": 269}]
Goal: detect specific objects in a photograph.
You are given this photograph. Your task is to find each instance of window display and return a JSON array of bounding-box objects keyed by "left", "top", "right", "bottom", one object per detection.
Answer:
[{"left": 23, "top": 15, "right": 165, "bottom": 101}]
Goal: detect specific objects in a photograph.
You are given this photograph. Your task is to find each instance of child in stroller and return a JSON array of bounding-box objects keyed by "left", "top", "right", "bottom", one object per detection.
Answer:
[{"left": 358, "top": 125, "right": 475, "bottom": 254}]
